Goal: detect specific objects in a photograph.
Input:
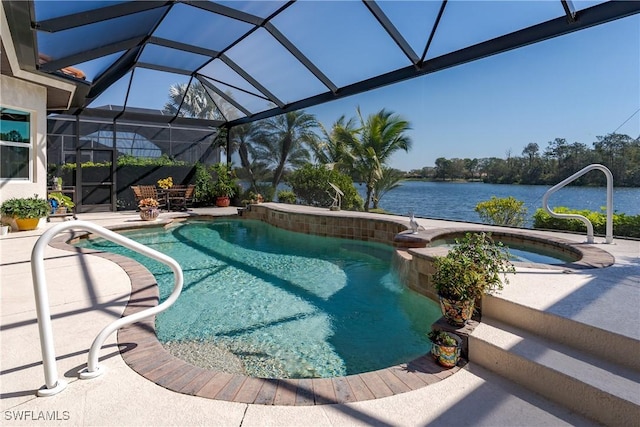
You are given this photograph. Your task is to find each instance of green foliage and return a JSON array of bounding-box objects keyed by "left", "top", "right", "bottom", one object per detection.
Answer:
[
  {"left": 48, "top": 192, "right": 75, "bottom": 209},
  {"left": 475, "top": 196, "right": 527, "bottom": 227},
  {"left": 117, "top": 154, "right": 187, "bottom": 167},
  {"left": 1, "top": 194, "right": 50, "bottom": 218},
  {"left": 194, "top": 163, "right": 215, "bottom": 204},
  {"left": 211, "top": 163, "right": 238, "bottom": 197},
  {"left": 286, "top": 164, "right": 364, "bottom": 211},
  {"left": 343, "top": 108, "right": 412, "bottom": 211},
  {"left": 533, "top": 207, "right": 640, "bottom": 238},
  {"left": 432, "top": 232, "right": 516, "bottom": 301},
  {"left": 427, "top": 330, "right": 458, "bottom": 347},
  {"left": 251, "top": 110, "right": 317, "bottom": 189},
  {"left": 277, "top": 190, "right": 297, "bottom": 204},
  {"left": 372, "top": 167, "right": 405, "bottom": 209},
  {"left": 61, "top": 155, "right": 188, "bottom": 171}
]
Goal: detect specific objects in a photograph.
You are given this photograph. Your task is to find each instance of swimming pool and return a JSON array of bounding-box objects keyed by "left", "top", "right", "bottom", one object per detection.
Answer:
[{"left": 77, "top": 219, "right": 441, "bottom": 379}]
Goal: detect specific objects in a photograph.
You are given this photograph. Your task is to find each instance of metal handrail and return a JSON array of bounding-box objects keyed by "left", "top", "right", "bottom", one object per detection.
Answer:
[
  {"left": 31, "top": 220, "right": 183, "bottom": 396},
  {"left": 542, "top": 164, "right": 613, "bottom": 244}
]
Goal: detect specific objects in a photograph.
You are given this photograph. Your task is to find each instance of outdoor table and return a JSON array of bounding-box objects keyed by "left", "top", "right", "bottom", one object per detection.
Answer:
[{"left": 157, "top": 187, "right": 188, "bottom": 211}]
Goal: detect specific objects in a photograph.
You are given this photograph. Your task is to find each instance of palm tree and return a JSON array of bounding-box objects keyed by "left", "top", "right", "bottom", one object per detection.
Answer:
[
  {"left": 372, "top": 167, "right": 405, "bottom": 210},
  {"left": 252, "top": 110, "right": 318, "bottom": 189},
  {"left": 310, "top": 115, "right": 358, "bottom": 173},
  {"left": 344, "top": 108, "right": 412, "bottom": 211},
  {"left": 163, "top": 81, "right": 220, "bottom": 120},
  {"left": 227, "top": 123, "right": 261, "bottom": 191}
]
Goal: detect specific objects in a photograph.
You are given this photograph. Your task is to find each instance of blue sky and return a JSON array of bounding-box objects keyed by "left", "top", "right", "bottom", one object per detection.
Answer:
[{"left": 307, "top": 13, "right": 639, "bottom": 171}]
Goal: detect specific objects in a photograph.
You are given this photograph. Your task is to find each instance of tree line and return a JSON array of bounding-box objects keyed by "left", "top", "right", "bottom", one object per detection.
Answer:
[{"left": 409, "top": 134, "right": 640, "bottom": 187}]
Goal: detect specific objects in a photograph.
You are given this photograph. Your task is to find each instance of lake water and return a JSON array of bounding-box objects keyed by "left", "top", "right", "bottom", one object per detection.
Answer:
[{"left": 368, "top": 181, "right": 640, "bottom": 227}]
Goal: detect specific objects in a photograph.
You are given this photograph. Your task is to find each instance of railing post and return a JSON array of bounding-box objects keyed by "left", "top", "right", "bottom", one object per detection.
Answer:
[
  {"left": 31, "top": 221, "right": 183, "bottom": 396},
  {"left": 542, "top": 164, "right": 614, "bottom": 244}
]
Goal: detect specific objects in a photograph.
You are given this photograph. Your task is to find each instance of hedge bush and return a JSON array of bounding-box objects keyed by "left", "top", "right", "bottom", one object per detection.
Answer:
[
  {"left": 286, "top": 164, "right": 364, "bottom": 211},
  {"left": 533, "top": 207, "right": 640, "bottom": 238}
]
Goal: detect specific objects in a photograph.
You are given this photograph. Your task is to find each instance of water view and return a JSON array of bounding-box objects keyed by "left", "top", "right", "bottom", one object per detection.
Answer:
[{"left": 368, "top": 181, "right": 640, "bottom": 227}]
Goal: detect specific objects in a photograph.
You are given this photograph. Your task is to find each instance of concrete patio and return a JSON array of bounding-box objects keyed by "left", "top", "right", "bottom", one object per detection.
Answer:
[{"left": 1, "top": 206, "right": 638, "bottom": 426}]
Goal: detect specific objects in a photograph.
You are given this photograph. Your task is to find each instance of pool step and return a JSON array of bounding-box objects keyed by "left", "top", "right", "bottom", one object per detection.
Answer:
[
  {"left": 469, "top": 319, "right": 640, "bottom": 426},
  {"left": 482, "top": 295, "right": 640, "bottom": 371}
]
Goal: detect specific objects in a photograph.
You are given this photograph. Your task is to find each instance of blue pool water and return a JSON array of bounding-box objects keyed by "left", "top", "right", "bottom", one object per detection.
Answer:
[{"left": 77, "top": 220, "right": 441, "bottom": 378}]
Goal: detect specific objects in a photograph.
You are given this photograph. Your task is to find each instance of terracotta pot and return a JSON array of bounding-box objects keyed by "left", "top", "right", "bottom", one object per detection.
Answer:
[
  {"left": 15, "top": 218, "right": 40, "bottom": 231},
  {"left": 439, "top": 296, "right": 475, "bottom": 327},
  {"left": 216, "top": 196, "right": 231, "bottom": 207},
  {"left": 139, "top": 207, "right": 160, "bottom": 221}
]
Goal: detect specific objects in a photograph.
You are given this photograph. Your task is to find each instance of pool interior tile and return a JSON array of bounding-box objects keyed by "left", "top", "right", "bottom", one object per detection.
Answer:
[{"left": 53, "top": 213, "right": 469, "bottom": 406}]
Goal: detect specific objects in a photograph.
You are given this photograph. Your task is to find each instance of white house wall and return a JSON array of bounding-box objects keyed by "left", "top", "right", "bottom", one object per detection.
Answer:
[{"left": 1, "top": 74, "right": 47, "bottom": 202}]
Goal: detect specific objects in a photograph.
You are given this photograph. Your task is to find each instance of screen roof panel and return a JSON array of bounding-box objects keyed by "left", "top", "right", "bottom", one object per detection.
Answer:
[
  {"left": 33, "top": 0, "right": 130, "bottom": 21},
  {"left": 427, "top": 1, "right": 565, "bottom": 59},
  {"left": 152, "top": 2, "right": 253, "bottom": 52},
  {"left": 272, "top": 1, "right": 412, "bottom": 88},
  {"left": 3, "top": 0, "right": 635, "bottom": 128},
  {"left": 35, "top": 6, "right": 168, "bottom": 61},
  {"left": 224, "top": 27, "right": 328, "bottom": 104}
]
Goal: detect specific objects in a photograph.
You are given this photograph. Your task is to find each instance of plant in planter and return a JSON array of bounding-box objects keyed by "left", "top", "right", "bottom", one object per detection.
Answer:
[
  {"left": 138, "top": 198, "right": 160, "bottom": 221},
  {"left": 428, "top": 330, "right": 461, "bottom": 368},
  {"left": 432, "top": 232, "right": 515, "bottom": 326},
  {"left": 211, "top": 163, "right": 237, "bottom": 207},
  {"left": 157, "top": 176, "right": 173, "bottom": 190},
  {"left": 48, "top": 192, "right": 75, "bottom": 214},
  {"left": 0, "top": 194, "right": 50, "bottom": 231}
]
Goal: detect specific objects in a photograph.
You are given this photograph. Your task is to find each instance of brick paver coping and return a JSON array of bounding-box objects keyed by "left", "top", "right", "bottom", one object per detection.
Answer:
[{"left": 52, "top": 225, "right": 464, "bottom": 406}]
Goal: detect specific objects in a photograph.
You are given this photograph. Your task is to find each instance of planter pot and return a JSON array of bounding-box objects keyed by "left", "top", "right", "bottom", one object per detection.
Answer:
[
  {"left": 139, "top": 207, "right": 159, "bottom": 221},
  {"left": 216, "top": 196, "right": 231, "bottom": 207},
  {"left": 439, "top": 296, "right": 475, "bottom": 327},
  {"left": 0, "top": 225, "right": 9, "bottom": 236},
  {"left": 15, "top": 218, "right": 40, "bottom": 231},
  {"left": 430, "top": 332, "right": 461, "bottom": 368},
  {"left": 55, "top": 207, "right": 67, "bottom": 215}
]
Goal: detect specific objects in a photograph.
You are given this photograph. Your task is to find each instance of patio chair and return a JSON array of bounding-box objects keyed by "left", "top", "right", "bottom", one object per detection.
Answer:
[
  {"left": 168, "top": 184, "right": 195, "bottom": 211},
  {"left": 138, "top": 185, "right": 167, "bottom": 210}
]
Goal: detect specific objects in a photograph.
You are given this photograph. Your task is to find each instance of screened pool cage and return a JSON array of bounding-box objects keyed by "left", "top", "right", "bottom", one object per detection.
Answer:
[{"left": 47, "top": 112, "right": 222, "bottom": 212}]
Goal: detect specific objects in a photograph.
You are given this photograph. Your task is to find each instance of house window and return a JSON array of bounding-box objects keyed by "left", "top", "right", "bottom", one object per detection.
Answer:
[{"left": 0, "top": 107, "right": 31, "bottom": 180}]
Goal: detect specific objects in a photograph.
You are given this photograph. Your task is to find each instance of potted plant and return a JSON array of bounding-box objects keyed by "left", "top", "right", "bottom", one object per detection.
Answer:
[
  {"left": 211, "top": 163, "right": 237, "bottom": 207},
  {"left": 428, "top": 330, "right": 461, "bottom": 368},
  {"left": 48, "top": 192, "right": 75, "bottom": 214},
  {"left": 138, "top": 197, "right": 160, "bottom": 221},
  {"left": 432, "top": 232, "right": 515, "bottom": 326},
  {"left": 0, "top": 194, "right": 50, "bottom": 231},
  {"left": 157, "top": 176, "right": 173, "bottom": 190}
]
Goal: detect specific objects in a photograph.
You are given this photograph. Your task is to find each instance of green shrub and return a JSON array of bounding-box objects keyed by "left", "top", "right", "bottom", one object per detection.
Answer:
[
  {"left": 194, "top": 163, "right": 215, "bottom": 205},
  {"left": 277, "top": 190, "right": 296, "bottom": 204},
  {"left": 1, "top": 194, "right": 50, "bottom": 218},
  {"left": 211, "top": 163, "right": 238, "bottom": 197},
  {"left": 286, "top": 164, "right": 364, "bottom": 211},
  {"left": 475, "top": 196, "right": 527, "bottom": 227},
  {"left": 61, "top": 154, "right": 188, "bottom": 171},
  {"left": 533, "top": 207, "right": 640, "bottom": 238}
]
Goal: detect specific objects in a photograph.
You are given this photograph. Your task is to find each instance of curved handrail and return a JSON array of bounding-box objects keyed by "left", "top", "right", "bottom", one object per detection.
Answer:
[
  {"left": 31, "top": 220, "right": 183, "bottom": 396},
  {"left": 542, "top": 164, "right": 613, "bottom": 244}
]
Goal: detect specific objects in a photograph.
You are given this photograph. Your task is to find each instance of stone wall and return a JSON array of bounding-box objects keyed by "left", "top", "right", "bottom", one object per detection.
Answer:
[{"left": 242, "top": 204, "right": 408, "bottom": 245}]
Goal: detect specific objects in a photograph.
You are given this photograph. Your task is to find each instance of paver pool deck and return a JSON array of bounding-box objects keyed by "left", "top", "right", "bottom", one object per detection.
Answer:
[{"left": 1, "top": 205, "right": 638, "bottom": 426}]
